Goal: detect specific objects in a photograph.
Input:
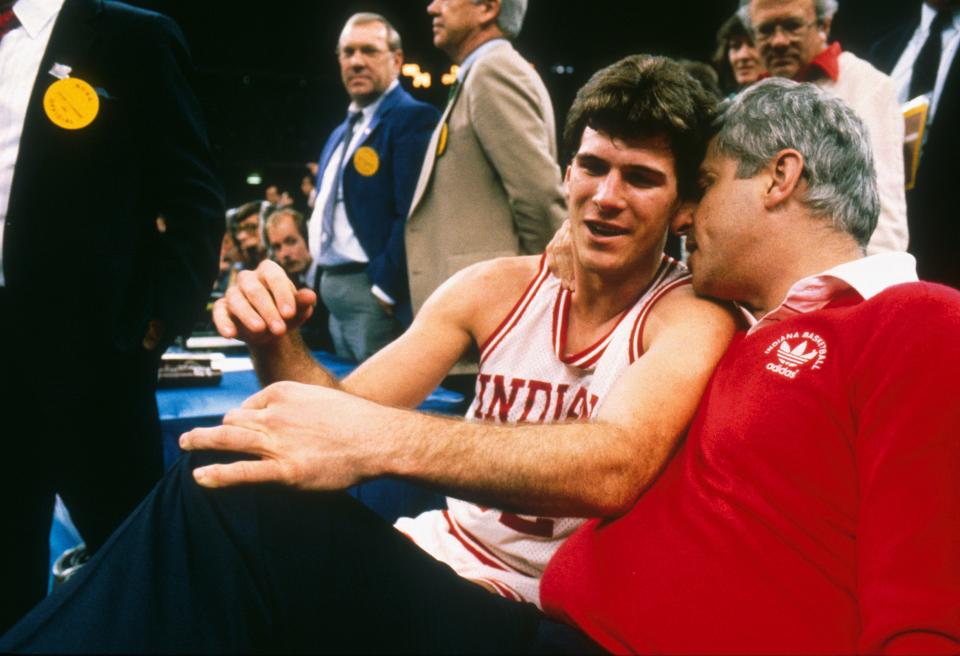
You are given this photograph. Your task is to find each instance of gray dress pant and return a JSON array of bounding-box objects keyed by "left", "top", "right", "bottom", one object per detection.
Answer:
[{"left": 320, "top": 268, "right": 401, "bottom": 362}]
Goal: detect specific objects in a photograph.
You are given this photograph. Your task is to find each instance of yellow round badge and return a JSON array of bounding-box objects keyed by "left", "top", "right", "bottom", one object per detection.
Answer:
[
  {"left": 353, "top": 146, "right": 380, "bottom": 177},
  {"left": 436, "top": 123, "right": 449, "bottom": 157},
  {"left": 43, "top": 77, "right": 100, "bottom": 130}
]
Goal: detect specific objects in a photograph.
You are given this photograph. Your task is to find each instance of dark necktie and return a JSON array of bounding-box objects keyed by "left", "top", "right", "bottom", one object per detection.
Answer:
[
  {"left": 318, "top": 111, "right": 362, "bottom": 262},
  {"left": 0, "top": 8, "right": 20, "bottom": 41},
  {"left": 446, "top": 78, "right": 461, "bottom": 107},
  {"left": 909, "top": 10, "right": 952, "bottom": 99}
]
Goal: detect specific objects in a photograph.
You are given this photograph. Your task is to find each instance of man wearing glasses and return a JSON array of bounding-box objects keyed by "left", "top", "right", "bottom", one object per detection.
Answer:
[
  {"left": 228, "top": 201, "right": 268, "bottom": 271},
  {"left": 746, "top": 0, "right": 908, "bottom": 257},
  {"left": 307, "top": 12, "right": 438, "bottom": 362}
]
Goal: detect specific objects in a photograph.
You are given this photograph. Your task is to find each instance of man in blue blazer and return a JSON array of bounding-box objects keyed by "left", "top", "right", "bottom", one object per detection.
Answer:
[
  {"left": 0, "top": 0, "right": 223, "bottom": 633},
  {"left": 307, "top": 12, "right": 439, "bottom": 361}
]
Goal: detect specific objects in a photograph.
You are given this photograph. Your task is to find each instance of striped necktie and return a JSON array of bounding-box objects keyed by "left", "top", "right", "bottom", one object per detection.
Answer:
[{"left": 318, "top": 111, "right": 362, "bottom": 261}]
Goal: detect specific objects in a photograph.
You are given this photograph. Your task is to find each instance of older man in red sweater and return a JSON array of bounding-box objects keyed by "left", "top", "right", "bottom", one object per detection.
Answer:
[
  {"left": 3, "top": 78, "right": 958, "bottom": 654},
  {"left": 542, "top": 77, "right": 960, "bottom": 654}
]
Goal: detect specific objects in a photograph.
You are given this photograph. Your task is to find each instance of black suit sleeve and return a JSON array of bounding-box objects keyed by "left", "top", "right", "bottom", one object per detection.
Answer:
[{"left": 134, "top": 13, "right": 224, "bottom": 343}]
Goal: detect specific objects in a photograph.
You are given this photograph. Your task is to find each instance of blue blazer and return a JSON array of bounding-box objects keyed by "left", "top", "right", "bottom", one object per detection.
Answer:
[{"left": 316, "top": 84, "right": 439, "bottom": 325}]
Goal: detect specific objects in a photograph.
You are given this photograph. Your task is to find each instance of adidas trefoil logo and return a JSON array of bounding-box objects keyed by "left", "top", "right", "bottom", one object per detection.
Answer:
[
  {"left": 776, "top": 340, "right": 818, "bottom": 368},
  {"left": 763, "top": 331, "right": 828, "bottom": 380}
]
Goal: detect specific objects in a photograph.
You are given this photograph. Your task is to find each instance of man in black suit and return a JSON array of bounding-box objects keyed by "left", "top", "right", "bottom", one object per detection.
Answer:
[
  {"left": 0, "top": 0, "right": 223, "bottom": 632},
  {"left": 869, "top": 0, "right": 960, "bottom": 288}
]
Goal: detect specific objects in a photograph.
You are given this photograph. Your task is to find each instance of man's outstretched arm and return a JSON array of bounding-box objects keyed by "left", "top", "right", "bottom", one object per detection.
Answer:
[{"left": 184, "top": 283, "right": 737, "bottom": 518}]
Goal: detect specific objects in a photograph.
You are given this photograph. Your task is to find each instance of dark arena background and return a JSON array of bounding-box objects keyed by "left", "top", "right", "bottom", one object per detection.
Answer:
[{"left": 125, "top": 0, "right": 913, "bottom": 205}]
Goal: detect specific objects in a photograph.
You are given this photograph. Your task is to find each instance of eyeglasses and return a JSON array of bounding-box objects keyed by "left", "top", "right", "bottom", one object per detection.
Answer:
[
  {"left": 234, "top": 222, "right": 259, "bottom": 235},
  {"left": 753, "top": 18, "right": 817, "bottom": 42}
]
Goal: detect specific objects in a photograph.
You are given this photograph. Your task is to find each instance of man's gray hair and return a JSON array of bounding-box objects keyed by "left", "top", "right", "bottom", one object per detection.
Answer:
[
  {"left": 473, "top": 0, "right": 527, "bottom": 39},
  {"left": 812, "top": 0, "right": 838, "bottom": 22},
  {"left": 712, "top": 78, "right": 879, "bottom": 246},
  {"left": 341, "top": 12, "right": 402, "bottom": 51},
  {"left": 740, "top": 0, "right": 838, "bottom": 25}
]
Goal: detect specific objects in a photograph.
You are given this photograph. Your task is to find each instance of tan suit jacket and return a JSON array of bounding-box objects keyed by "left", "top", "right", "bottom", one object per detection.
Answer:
[{"left": 405, "top": 40, "right": 566, "bottom": 315}]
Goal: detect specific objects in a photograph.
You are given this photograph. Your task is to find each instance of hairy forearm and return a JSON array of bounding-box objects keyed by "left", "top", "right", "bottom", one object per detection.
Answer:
[
  {"left": 372, "top": 407, "right": 669, "bottom": 518},
  {"left": 250, "top": 331, "right": 338, "bottom": 389}
]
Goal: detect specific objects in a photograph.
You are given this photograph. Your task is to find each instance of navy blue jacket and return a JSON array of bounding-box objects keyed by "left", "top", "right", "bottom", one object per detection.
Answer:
[
  {"left": 5, "top": 0, "right": 224, "bottom": 350},
  {"left": 316, "top": 84, "right": 439, "bottom": 324}
]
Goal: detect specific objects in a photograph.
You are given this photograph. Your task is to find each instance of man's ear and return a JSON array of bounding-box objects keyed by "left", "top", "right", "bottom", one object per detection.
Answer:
[
  {"left": 763, "top": 149, "right": 805, "bottom": 211},
  {"left": 818, "top": 16, "right": 832, "bottom": 41},
  {"left": 479, "top": 0, "right": 502, "bottom": 29}
]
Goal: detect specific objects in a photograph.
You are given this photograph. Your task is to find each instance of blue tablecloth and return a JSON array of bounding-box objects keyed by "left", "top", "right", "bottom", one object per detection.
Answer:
[{"left": 157, "top": 351, "right": 464, "bottom": 467}]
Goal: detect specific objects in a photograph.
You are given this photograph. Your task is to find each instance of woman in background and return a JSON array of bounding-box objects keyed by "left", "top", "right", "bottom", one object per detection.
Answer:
[{"left": 712, "top": 11, "right": 765, "bottom": 96}]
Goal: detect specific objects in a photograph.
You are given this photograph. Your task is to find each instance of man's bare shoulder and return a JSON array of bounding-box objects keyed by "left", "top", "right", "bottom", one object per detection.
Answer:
[
  {"left": 641, "top": 282, "right": 739, "bottom": 351},
  {"left": 424, "top": 255, "right": 544, "bottom": 344}
]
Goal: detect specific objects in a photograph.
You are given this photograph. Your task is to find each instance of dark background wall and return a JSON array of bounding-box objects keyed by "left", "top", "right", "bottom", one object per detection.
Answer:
[{"left": 125, "top": 0, "right": 916, "bottom": 206}]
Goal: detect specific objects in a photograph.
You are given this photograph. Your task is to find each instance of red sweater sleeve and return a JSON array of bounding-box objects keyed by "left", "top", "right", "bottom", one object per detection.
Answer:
[{"left": 854, "top": 285, "right": 960, "bottom": 653}]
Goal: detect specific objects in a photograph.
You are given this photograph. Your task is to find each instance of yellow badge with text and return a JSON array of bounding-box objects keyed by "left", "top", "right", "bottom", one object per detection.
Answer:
[
  {"left": 353, "top": 146, "right": 379, "bottom": 177},
  {"left": 44, "top": 77, "right": 100, "bottom": 130},
  {"left": 437, "top": 123, "right": 449, "bottom": 157}
]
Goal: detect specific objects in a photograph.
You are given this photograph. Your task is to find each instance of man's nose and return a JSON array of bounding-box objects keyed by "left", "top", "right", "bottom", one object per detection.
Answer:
[
  {"left": 594, "top": 173, "right": 627, "bottom": 212},
  {"left": 769, "top": 27, "right": 792, "bottom": 47},
  {"left": 348, "top": 51, "right": 365, "bottom": 67}
]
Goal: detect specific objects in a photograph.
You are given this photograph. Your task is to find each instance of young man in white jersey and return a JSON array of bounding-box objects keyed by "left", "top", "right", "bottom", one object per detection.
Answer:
[
  {"left": 191, "top": 54, "right": 735, "bottom": 606},
  {"left": 0, "top": 55, "right": 735, "bottom": 652}
]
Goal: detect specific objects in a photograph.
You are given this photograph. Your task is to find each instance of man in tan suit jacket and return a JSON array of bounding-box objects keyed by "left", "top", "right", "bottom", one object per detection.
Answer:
[{"left": 407, "top": 0, "right": 566, "bottom": 317}]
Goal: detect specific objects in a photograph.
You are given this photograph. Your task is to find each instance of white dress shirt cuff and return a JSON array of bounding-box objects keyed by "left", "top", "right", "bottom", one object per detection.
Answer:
[{"left": 371, "top": 284, "right": 395, "bottom": 306}]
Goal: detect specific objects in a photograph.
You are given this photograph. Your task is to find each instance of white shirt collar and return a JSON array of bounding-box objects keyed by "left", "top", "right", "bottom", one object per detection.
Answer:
[
  {"left": 13, "top": 0, "right": 63, "bottom": 39},
  {"left": 741, "top": 252, "right": 919, "bottom": 334},
  {"left": 457, "top": 38, "right": 508, "bottom": 81},
  {"left": 920, "top": 3, "right": 960, "bottom": 33},
  {"left": 348, "top": 78, "right": 398, "bottom": 118}
]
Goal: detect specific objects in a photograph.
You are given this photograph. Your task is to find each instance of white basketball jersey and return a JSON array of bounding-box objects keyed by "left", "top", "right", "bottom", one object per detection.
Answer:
[{"left": 396, "top": 254, "right": 690, "bottom": 607}]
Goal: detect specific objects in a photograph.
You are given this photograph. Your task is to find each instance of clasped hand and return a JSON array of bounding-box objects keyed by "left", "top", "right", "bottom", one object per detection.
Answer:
[{"left": 213, "top": 260, "right": 316, "bottom": 344}]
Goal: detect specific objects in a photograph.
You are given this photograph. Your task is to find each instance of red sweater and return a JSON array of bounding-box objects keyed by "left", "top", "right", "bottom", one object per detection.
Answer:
[{"left": 541, "top": 282, "right": 960, "bottom": 654}]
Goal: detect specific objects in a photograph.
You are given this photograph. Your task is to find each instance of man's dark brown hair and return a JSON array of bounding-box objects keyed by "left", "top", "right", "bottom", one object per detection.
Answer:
[{"left": 563, "top": 54, "right": 718, "bottom": 201}]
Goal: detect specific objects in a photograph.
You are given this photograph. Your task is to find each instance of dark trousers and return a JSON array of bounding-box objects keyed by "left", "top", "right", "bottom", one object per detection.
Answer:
[
  {"left": 0, "top": 452, "right": 602, "bottom": 653},
  {"left": 0, "top": 290, "right": 163, "bottom": 634}
]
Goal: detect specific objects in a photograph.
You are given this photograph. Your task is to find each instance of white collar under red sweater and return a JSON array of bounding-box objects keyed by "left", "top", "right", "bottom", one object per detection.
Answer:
[{"left": 740, "top": 252, "right": 919, "bottom": 335}]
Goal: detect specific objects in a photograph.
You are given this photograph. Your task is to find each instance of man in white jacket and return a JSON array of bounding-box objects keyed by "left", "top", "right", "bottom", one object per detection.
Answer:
[{"left": 746, "top": 0, "right": 908, "bottom": 255}]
